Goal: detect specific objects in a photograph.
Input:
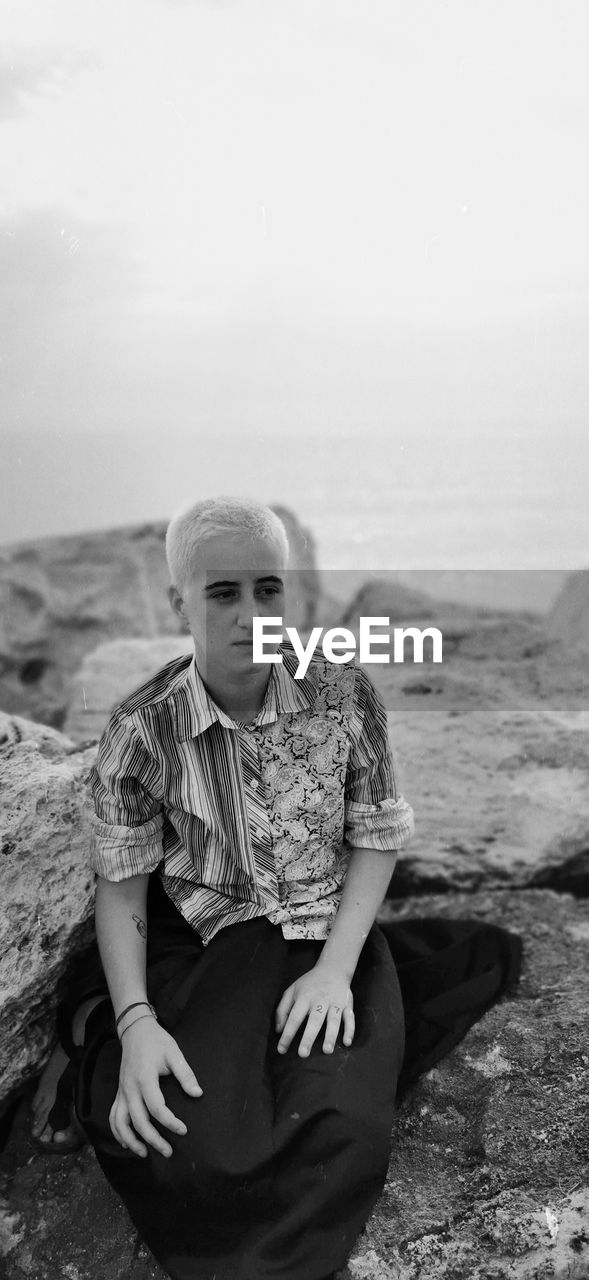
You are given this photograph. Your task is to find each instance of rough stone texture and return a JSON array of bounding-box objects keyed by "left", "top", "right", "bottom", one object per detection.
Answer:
[
  {"left": 64, "top": 637, "right": 194, "bottom": 744},
  {"left": 0, "top": 713, "right": 96, "bottom": 1110},
  {"left": 366, "top": 614, "right": 589, "bottom": 899},
  {"left": 352, "top": 889, "right": 589, "bottom": 1280},
  {"left": 0, "top": 506, "right": 320, "bottom": 730},
  {"left": 1, "top": 890, "right": 588, "bottom": 1280},
  {"left": 0, "top": 524, "right": 182, "bottom": 729},
  {"left": 546, "top": 569, "right": 589, "bottom": 653}
]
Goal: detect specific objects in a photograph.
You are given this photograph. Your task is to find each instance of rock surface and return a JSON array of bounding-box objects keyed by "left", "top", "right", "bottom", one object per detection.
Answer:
[
  {"left": 366, "top": 615, "right": 589, "bottom": 899},
  {"left": 0, "top": 714, "right": 96, "bottom": 1111},
  {"left": 2, "top": 889, "right": 588, "bottom": 1280},
  {"left": 63, "top": 637, "right": 194, "bottom": 743},
  {"left": 339, "top": 576, "right": 446, "bottom": 625},
  {"left": 546, "top": 569, "right": 589, "bottom": 653},
  {"left": 0, "top": 506, "right": 320, "bottom": 729},
  {"left": 359, "top": 889, "right": 589, "bottom": 1280},
  {"left": 0, "top": 524, "right": 182, "bottom": 729}
]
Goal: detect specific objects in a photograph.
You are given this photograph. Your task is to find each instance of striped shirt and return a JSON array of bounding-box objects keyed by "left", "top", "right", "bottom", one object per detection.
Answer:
[{"left": 89, "top": 644, "right": 414, "bottom": 944}]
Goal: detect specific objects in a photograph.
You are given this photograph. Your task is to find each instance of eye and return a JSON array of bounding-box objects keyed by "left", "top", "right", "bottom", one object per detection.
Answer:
[
  {"left": 257, "top": 584, "right": 282, "bottom": 598},
  {"left": 211, "top": 590, "right": 237, "bottom": 601}
]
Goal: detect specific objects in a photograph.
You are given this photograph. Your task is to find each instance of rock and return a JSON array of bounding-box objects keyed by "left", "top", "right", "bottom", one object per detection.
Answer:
[
  {"left": 339, "top": 576, "right": 447, "bottom": 627},
  {"left": 0, "top": 524, "right": 182, "bottom": 729},
  {"left": 313, "top": 571, "right": 567, "bottom": 616},
  {"left": 333, "top": 579, "right": 533, "bottom": 670},
  {"left": 545, "top": 569, "right": 589, "bottom": 652},
  {"left": 0, "top": 711, "right": 72, "bottom": 758},
  {"left": 64, "top": 637, "right": 194, "bottom": 743},
  {"left": 271, "top": 504, "right": 322, "bottom": 631},
  {"left": 368, "top": 621, "right": 589, "bottom": 899},
  {"left": 391, "top": 569, "right": 566, "bottom": 615},
  {"left": 0, "top": 713, "right": 96, "bottom": 1111},
  {"left": 2, "top": 890, "right": 588, "bottom": 1280},
  {"left": 0, "top": 506, "right": 318, "bottom": 730},
  {"left": 355, "top": 888, "right": 589, "bottom": 1279}
]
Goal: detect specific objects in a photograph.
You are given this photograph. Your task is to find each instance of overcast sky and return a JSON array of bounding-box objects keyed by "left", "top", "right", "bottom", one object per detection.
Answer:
[{"left": 1, "top": 0, "right": 588, "bottom": 564}]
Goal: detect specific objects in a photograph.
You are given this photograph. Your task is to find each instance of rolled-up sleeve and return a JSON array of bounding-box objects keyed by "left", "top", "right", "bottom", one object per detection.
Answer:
[
  {"left": 344, "top": 667, "right": 414, "bottom": 854},
  {"left": 89, "top": 708, "right": 164, "bottom": 880}
]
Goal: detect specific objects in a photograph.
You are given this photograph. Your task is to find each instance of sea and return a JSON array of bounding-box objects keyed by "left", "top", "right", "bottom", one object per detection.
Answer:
[{"left": 2, "top": 427, "right": 587, "bottom": 613}]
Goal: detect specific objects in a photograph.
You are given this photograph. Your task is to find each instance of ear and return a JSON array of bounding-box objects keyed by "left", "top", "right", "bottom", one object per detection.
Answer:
[{"left": 168, "top": 584, "right": 185, "bottom": 621}]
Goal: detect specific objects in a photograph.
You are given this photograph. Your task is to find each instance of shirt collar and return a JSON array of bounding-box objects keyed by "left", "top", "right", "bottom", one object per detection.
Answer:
[{"left": 174, "top": 646, "right": 316, "bottom": 741}]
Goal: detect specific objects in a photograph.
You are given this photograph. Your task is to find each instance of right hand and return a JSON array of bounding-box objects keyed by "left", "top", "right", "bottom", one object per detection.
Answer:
[{"left": 110, "top": 1016, "right": 202, "bottom": 1159}]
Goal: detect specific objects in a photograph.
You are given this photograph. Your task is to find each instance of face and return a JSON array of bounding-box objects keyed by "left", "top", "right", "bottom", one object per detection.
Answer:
[{"left": 168, "top": 531, "right": 287, "bottom": 684}]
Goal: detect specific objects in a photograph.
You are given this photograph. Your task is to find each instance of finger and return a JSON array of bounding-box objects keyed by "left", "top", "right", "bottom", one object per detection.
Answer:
[
  {"left": 275, "top": 987, "right": 296, "bottom": 1033},
  {"left": 277, "top": 998, "right": 310, "bottom": 1053},
  {"left": 110, "top": 1101, "right": 147, "bottom": 1158},
  {"left": 322, "top": 1006, "right": 343, "bottom": 1054},
  {"left": 166, "top": 1048, "right": 203, "bottom": 1098},
  {"left": 114, "top": 1114, "right": 148, "bottom": 1158},
  {"left": 142, "top": 1084, "right": 188, "bottom": 1136},
  {"left": 128, "top": 1099, "right": 174, "bottom": 1159},
  {"left": 342, "top": 1006, "right": 356, "bottom": 1046},
  {"left": 298, "top": 1006, "right": 329, "bottom": 1057}
]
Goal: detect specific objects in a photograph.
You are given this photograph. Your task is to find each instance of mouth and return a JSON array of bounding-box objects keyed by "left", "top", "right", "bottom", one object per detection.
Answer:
[{"left": 232, "top": 639, "right": 253, "bottom": 647}]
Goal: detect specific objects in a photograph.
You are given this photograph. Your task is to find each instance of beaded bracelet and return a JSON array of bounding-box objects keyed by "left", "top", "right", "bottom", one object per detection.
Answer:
[{"left": 115, "top": 1000, "right": 156, "bottom": 1030}]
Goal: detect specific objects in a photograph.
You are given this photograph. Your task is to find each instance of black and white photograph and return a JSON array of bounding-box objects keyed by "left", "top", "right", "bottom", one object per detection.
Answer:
[{"left": 1, "top": 3, "right": 588, "bottom": 1278}]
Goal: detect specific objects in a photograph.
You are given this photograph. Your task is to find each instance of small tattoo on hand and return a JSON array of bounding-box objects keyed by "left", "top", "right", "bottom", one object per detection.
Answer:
[
  {"left": 132, "top": 914, "right": 147, "bottom": 939},
  {"left": 316, "top": 1004, "right": 323, "bottom": 1012}
]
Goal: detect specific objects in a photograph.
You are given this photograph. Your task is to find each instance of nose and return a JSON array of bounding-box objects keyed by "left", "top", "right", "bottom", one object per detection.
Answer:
[{"left": 236, "top": 589, "right": 258, "bottom": 631}]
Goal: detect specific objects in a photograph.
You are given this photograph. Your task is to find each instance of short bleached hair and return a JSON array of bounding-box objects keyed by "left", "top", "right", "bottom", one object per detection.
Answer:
[{"left": 165, "top": 496, "right": 290, "bottom": 589}]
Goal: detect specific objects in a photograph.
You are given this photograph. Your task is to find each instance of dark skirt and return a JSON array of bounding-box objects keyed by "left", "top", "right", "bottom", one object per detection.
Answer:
[{"left": 75, "top": 877, "right": 406, "bottom": 1280}]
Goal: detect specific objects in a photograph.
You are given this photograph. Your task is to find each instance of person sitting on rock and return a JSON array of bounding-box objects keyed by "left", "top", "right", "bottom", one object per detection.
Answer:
[{"left": 33, "top": 494, "right": 415, "bottom": 1280}]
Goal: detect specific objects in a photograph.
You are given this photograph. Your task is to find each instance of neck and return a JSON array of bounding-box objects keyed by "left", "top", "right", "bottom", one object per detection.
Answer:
[{"left": 200, "top": 666, "right": 271, "bottom": 723}]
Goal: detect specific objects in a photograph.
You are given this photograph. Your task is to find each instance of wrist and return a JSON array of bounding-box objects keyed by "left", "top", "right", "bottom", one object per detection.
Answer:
[
  {"left": 116, "top": 1000, "right": 157, "bottom": 1040},
  {"left": 119, "top": 1010, "right": 158, "bottom": 1041},
  {"left": 314, "top": 949, "right": 355, "bottom": 986}
]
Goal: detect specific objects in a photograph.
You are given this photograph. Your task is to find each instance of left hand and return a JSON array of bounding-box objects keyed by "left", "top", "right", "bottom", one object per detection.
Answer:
[{"left": 275, "top": 962, "right": 354, "bottom": 1057}]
